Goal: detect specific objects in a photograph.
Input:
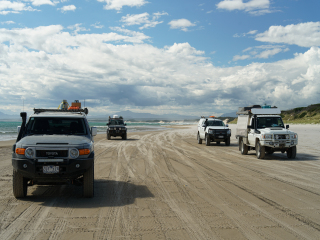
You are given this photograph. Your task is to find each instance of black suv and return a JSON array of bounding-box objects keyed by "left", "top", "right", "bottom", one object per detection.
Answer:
[
  {"left": 12, "top": 108, "right": 97, "bottom": 198},
  {"left": 106, "top": 115, "right": 127, "bottom": 140}
]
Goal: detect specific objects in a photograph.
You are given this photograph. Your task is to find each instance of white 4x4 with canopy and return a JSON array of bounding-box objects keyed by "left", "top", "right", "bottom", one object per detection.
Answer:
[{"left": 236, "top": 105, "right": 298, "bottom": 159}]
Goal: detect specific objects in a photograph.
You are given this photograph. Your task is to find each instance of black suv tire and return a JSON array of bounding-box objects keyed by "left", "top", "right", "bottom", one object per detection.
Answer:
[
  {"left": 83, "top": 165, "right": 94, "bottom": 198},
  {"left": 13, "top": 170, "right": 27, "bottom": 198}
]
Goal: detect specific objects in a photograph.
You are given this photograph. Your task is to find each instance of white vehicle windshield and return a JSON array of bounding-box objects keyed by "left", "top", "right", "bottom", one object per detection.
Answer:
[
  {"left": 257, "top": 117, "right": 284, "bottom": 128},
  {"left": 206, "top": 120, "right": 225, "bottom": 126}
]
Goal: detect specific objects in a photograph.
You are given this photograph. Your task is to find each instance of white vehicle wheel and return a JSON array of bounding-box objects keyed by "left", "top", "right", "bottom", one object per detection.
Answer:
[
  {"left": 240, "top": 139, "right": 248, "bottom": 155},
  {"left": 225, "top": 137, "right": 230, "bottom": 146},
  {"left": 287, "top": 146, "right": 297, "bottom": 159},
  {"left": 206, "top": 135, "right": 210, "bottom": 146},
  {"left": 256, "top": 141, "right": 265, "bottom": 159},
  {"left": 197, "top": 133, "right": 202, "bottom": 144}
]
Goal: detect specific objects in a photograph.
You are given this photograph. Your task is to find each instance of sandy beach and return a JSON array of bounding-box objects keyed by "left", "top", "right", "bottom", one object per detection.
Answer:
[{"left": 0, "top": 124, "right": 319, "bottom": 239}]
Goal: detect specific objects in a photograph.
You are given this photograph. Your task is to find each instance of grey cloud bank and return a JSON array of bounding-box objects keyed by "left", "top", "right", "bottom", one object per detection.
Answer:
[{"left": 0, "top": 24, "right": 319, "bottom": 117}]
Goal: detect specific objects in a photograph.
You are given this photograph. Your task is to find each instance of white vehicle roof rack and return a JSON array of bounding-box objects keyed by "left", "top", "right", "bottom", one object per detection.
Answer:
[{"left": 237, "top": 105, "right": 280, "bottom": 115}]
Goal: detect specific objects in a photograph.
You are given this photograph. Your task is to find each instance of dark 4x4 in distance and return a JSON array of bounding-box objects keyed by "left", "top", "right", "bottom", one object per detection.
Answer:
[
  {"left": 106, "top": 115, "right": 127, "bottom": 140},
  {"left": 12, "top": 108, "right": 97, "bottom": 198}
]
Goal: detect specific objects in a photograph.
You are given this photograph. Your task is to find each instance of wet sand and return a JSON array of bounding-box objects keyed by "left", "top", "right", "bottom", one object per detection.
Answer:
[{"left": 0, "top": 124, "right": 319, "bottom": 239}]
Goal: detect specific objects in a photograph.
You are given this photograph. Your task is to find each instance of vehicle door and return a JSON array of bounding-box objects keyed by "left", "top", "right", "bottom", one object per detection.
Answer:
[
  {"left": 198, "top": 119, "right": 206, "bottom": 139},
  {"left": 247, "top": 117, "right": 256, "bottom": 146}
]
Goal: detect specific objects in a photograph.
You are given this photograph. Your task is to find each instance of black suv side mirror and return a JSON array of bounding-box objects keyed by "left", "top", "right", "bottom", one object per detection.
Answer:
[{"left": 286, "top": 125, "right": 289, "bottom": 129}]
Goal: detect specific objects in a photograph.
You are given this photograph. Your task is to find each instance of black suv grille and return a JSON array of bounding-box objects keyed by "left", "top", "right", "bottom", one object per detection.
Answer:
[{"left": 36, "top": 150, "right": 68, "bottom": 158}]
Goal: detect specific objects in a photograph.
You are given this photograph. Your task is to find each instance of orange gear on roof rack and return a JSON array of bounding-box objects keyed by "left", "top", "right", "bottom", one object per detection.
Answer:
[{"left": 68, "top": 106, "right": 80, "bottom": 110}]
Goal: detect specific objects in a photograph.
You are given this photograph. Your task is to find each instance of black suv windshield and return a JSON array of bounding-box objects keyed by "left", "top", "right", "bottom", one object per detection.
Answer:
[
  {"left": 257, "top": 117, "right": 284, "bottom": 128},
  {"left": 26, "top": 117, "right": 87, "bottom": 135},
  {"left": 207, "top": 120, "right": 225, "bottom": 126},
  {"left": 109, "top": 119, "right": 124, "bottom": 125}
]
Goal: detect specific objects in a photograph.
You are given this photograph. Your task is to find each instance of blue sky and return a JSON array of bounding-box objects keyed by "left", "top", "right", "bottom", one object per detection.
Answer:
[{"left": 0, "top": 0, "right": 320, "bottom": 117}]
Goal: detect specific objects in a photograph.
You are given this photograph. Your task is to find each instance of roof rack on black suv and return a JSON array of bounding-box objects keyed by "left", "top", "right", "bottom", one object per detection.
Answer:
[{"left": 33, "top": 108, "right": 89, "bottom": 115}]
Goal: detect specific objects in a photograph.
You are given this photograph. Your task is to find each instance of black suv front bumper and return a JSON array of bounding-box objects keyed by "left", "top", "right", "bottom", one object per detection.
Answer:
[
  {"left": 12, "top": 154, "right": 94, "bottom": 182},
  {"left": 108, "top": 129, "right": 126, "bottom": 137}
]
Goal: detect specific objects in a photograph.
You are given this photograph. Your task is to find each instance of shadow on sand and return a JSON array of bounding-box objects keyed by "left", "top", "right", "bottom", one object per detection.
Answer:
[
  {"left": 22, "top": 179, "right": 154, "bottom": 208},
  {"left": 245, "top": 152, "right": 319, "bottom": 161}
]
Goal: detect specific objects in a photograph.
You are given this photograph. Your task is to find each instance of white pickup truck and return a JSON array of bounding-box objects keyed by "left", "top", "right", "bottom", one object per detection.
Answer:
[
  {"left": 235, "top": 105, "right": 298, "bottom": 159},
  {"left": 197, "top": 116, "right": 231, "bottom": 146}
]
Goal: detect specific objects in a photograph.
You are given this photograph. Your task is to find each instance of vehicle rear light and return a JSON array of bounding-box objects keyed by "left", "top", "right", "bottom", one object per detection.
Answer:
[
  {"left": 79, "top": 149, "right": 90, "bottom": 155},
  {"left": 16, "top": 148, "right": 26, "bottom": 155}
]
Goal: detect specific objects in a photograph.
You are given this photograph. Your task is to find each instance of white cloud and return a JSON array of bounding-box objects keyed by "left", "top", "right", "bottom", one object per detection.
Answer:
[
  {"left": 59, "top": 4, "right": 76, "bottom": 12},
  {"left": 233, "top": 45, "right": 289, "bottom": 61},
  {"left": 234, "top": 30, "right": 258, "bottom": 38},
  {"left": 0, "top": 1, "right": 35, "bottom": 15},
  {"left": 91, "top": 22, "right": 104, "bottom": 29},
  {"left": 247, "top": 30, "right": 257, "bottom": 35},
  {"left": 120, "top": 12, "right": 168, "bottom": 29},
  {"left": 68, "top": 23, "right": 89, "bottom": 34},
  {"left": 1, "top": 20, "right": 15, "bottom": 25},
  {"left": 97, "top": 0, "right": 148, "bottom": 11},
  {"left": 255, "top": 22, "right": 320, "bottom": 47},
  {"left": 233, "top": 55, "right": 250, "bottom": 61},
  {"left": 216, "top": 0, "right": 271, "bottom": 15},
  {"left": 30, "top": 0, "right": 55, "bottom": 6},
  {"left": 168, "top": 19, "right": 196, "bottom": 32},
  {"left": 109, "top": 27, "right": 150, "bottom": 43},
  {"left": 0, "top": 26, "right": 319, "bottom": 116}
]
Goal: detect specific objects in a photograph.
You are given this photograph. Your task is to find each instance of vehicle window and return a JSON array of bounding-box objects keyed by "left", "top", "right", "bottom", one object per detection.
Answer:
[
  {"left": 26, "top": 118, "right": 87, "bottom": 135},
  {"left": 109, "top": 119, "right": 124, "bottom": 125},
  {"left": 207, "top": 121, "right": 225, "bottom": 126},
  {"left": 257, "top": 117, "right": 284, "bottom": 128}
]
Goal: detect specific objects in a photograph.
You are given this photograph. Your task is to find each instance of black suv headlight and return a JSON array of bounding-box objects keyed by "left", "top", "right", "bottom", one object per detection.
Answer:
[
  {"left": 69, "top": 148, "right": 79, "bottom": 159},
  {"left": 25, "top": 147, "right": 35, "bottom": 159}
]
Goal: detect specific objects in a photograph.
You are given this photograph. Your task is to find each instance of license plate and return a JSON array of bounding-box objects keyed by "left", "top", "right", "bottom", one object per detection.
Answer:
[
  {"left": 43, "top": 165, "right": 59, "bottom": 174},
  {"left": 218, "top": 136, "right": 224, "bottom": 138}
]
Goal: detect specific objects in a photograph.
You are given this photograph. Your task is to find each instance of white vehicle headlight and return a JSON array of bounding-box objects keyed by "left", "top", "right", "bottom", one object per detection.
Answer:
[
  {"left": 263, "top": 134, "right": 272, "bottom": 139},
  {"left": 69, "top": 148, "right": 79, "bottom": 159},
  {"left": 227, "top": 130, "right": 231, "bottom": 135},
  {"left": 209, "top": 130, "right": 213, "bottom": 134},
  {"left": 291, "top": 134, "right": 297, "bottom": 139},
  {"left": 25, "top": 147, "right": 35, "bottom": 158}
]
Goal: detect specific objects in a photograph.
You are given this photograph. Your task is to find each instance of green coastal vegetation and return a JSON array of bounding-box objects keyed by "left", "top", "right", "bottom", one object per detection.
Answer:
[{"left": 228, "top": 104, "right": 320, "bottom": 124}]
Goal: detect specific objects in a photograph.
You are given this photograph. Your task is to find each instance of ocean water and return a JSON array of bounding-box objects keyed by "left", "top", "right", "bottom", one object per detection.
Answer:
[
  {"left": 0, "top": 120, "right": 196, "bottom": 142},
  {"left": 0, "top": 121, "right": 21, "bottom": 141}
]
